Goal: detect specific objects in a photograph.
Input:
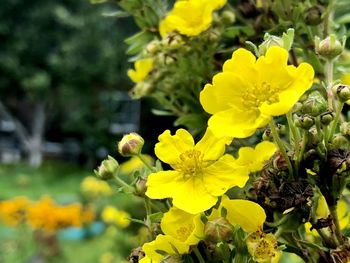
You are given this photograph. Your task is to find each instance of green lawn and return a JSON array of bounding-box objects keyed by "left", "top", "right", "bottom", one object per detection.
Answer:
[{"left": 0, "top": 161, "right": 137, "bottom": 263}]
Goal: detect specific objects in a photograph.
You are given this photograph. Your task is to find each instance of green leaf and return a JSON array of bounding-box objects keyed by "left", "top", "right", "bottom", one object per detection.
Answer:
[{"left": 102, "top": 10, "right": 130, "bottom": 18}]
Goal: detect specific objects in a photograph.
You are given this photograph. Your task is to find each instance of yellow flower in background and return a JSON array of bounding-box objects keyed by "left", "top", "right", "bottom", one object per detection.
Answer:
[
  {"left": 101, "top": 206, "right": 130, "bottom": 228},
  {"left": 81, "top": 176, "right": 113, "bottom": 198},
  {"left": 127, "top": 58, "right": 153, "bottom": 83},
  {"left": 161, "top": 207, "right": 204, "bottom": 245},
  {"left": 159, "top": 0, "right": 226, "bottom": 37},
  {"left": 200, "top": 46, "right": 314, "bottom": 138},
  {"left": 119, "top": 155, "right": 154, "bottom": 174},
  {"left": 0, "top": 196, "right": 31, "bottom": 226},
  {"left": 146, "top": 128, "right": 250, "bottom": 214},
  {"left": 209, "top": 195, "right": 266, "bottom": 233},
  {"left": 26, "top": 196, "right": 93, "bottom": 232},
  {"left": 140, "top": 235, "right": 189, "bottom": 263},
  {"left": 305, "top": 196, "right": 349, "bottom": 237},
  {"left": 234, "top": 141, "right": 277, "bottom": 173}
]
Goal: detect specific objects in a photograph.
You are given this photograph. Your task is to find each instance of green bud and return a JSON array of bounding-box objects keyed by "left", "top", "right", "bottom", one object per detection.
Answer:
[
  {"left": 295, "top": 115, "right": 315, "bottom": 130},
  {"left": 94, "top": 155, "right": 119, "bottom": 180},
  {"left": 331, "top": 134, "right": 349, "bottom": 150},
  {"left": 129, "top": 82, "right": 154, "bottom": 99},
  {"left": 134, "top": 177, "right": 147, "bottom": 196},
  {"left": 292, "top": 102, "right": 302, "bottom": 113},
  {"left": 220, "top": 10, "right": 236, "bottom": 25},
  {"left": 262, "top": 128, "right": 273, "bottom": 141},
  {"left": 320, "top": 111, "right": 334, "bottom": 125},
  {"left": 304, "top": 5, "right": 324, "bottom": 26},
  {"left": 340, "top": 122, "right": 350, "bottom": 136},
  {"left": 204, "top": 217, "right": 233, "bottom": 243},
  {"left": 333, "top": 84, "right": 350, "bottom": 102},
  {"left": 118, "top": 133, "right": 144, "bottom": 157},
  {"left": 301, "top": 91, "right": 327, "bottom": 117},
  {"left": 258, "top": 28, "right": 294, "bottom": 55},
  {"left": 161, "top": 33, "right": 183, "bottom": 50},
  {"left": 307, "top": 127, "right": 322, "bottom": 146},
  {"left": 315, "top": 35, "right": 344, "bottom": 60},
  {"left": 276, "top": 124, "right": 286, "bottom": 135},
  {"left": 145, "top": 40, "right": 160, "bottom": 54}
]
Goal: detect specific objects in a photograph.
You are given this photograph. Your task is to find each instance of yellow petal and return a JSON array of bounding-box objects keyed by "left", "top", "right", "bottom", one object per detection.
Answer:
[
  {"left": 259, "top": 89, "right": 299, "bottom": 116},
  {"left": 160, "top": 207, "right": 204, "bottom": 245},
  {"left": 203, "top": 154, "right": 249, "bottom": 195},
  {"left": 221, "top": 196, "right": 266, "bottom": 232},
  {"left": 155, "top": 129, "right": 194, "bottom": 165},
  {"left": 146, "top": 171, "right": 182, "bottom": 199},
  {"left": 316, "top": 195, "right": 329, "bottom": 219},
  {"left": 195, "top": 128, "right": 232, "bottom": 161},
  {"left": 223, "top": 48, "right": 257, "bottom": 78},
  {"left": 172, "top": 177, "right": 217, "bottom": 214},
  {"left": 337, "top": 200, "right": 348, "bottom": 220},
  {"left": 142, "top": 234, "right": 189, "bottom": 262},
  {"left": 200, "top": 72, "right": 247, "bottom": 114}
]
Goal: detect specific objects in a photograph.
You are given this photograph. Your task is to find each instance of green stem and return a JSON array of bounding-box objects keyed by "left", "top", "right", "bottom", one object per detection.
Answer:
[
  {"left": 296, "top": 130, "right": 308, "bottom": 172},
  {"left": 328, "top": 102, "right": 344, "bottom": 142},
  {"left": 145, "top": 197, "right": 152, "bottom": 216},
  {"left": 329, "top": 204, "right": 344, "bottom": 245},
  {"left": 113, "top": 175, "right": 134, "bottom": 192},
  {"left": 193, "top": 247, "right": 205, "bottom": 263},
  {"left": 270, "top": 120, "right": 294, "bottom": 178},
  {"left": 137, "top": 154, "right": 156, "bottom": 172},
  {"left": 287, "top": 111, "right": 300, "bottom": 158},
  {"left": 325, "top": 59, "right": 334, "bottom": 111}
]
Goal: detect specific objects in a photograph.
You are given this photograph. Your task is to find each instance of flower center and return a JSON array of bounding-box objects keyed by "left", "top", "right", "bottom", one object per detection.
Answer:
[
  {"left": 176, "top": 150, "right": 203, "bottom": 179},
  {"left": 241, "top": 82, "right": 280, "bottom": 109},
  {"left": 176, "top": 225, "right": 194, "bottom": 242}
]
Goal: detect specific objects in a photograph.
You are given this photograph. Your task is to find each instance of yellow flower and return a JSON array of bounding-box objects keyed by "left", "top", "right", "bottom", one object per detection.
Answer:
[
  {"left": 26, "top": 196, "right": 93, "bottom": 232},
  {"left": 200, "top": 46, "right": 314, "bottom": 138},
  {"left": 141, "top": 207, "right": 204, "bottom": 262},
  {"left": 140, "top": 235, "right": 189, "bottom": 263},
  {"left": 161, "top": 207, "right": 204, "bottom": 245},
  {"left": 0, "top": 196, "right": 31, "bottom": 226},
  {"left": 234, "top": 141, "right": 277, "bottom": 173},
  {"left": 120, "top": 155, "right": 154, "bottom": 174},
  {"left": 101, "top": 206, "right": 130, "bottom": 228},
  {"left": 127, "top": 59, "right": 153, "bottom": 83},
  {"left": 146, "top": 128, "right": 250, "bottom": 214},
  {"left": 247, "top": 231, "right": 280, "bottom": 263},
  {"left": 209, "top": 195, "right": 266, "bottom": 233},
  {"left": 80, "top": 176, "right": 113, "bottom": 198},
  {"left": 159, "top": 0, "right": 226, "bottom": 37}
]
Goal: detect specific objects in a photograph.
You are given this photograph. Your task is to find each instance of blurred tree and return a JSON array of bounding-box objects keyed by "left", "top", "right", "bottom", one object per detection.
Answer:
[{"left": 0, "top": 0, "right": 132, "bottom": 166}]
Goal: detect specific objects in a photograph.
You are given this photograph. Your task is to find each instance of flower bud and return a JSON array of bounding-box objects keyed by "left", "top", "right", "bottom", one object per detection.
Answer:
[
  {"left": 204, "top": 217, "right": 233, "bottom": 243},
  {"left": 258, "top": 28, "right": 294, "bottom": 55},
  {"left": 332, "top": 84, "right": 350, "bottom": 102},
  {"left": 307, "top": 127, "right": 322, "bottom": 146},
  {"left": 262, "top": 128, "right": 273, "bottom": 141},
  {"left": 340, "top": 122, "right": 350, "bottom": 136},
  {"left": 118, "top": 133, "right": 144, "bottom": 157},
  {"left": 320, "top": 111, "right": 334, "bottom": 125},
  {"left": 331, "top": 134, "right": 348, "bottom": 150},
  {"left": 145, "top": 40, "right": 160, "bottom": 54},
  {"left": 304, "top": 5, "right": 324, "bottom": 26},
  {"left": 301, "top": 91, "right": 327, "bottom": 117},
  {"left": 161, "top": 33, "right": 183, "bottom": 50},
  {"left": 295, "top": 115, "right": 315, "bottom": 130},
  {"left": 134, "top": 177, "right": 147, "bottom": 196},
  {"left": 129, "top": 82, "right": 155, "bottom": 99},
  {"left": 246, "top": 231, "right": 280, "bottom": 263},
  {"left": 220, "top": 10, "right": 236, "bottom": 25},
  {"left": 94, "top": 156, "right": 119, "bottom": 180},
  {"left": 315, "top": 35, "right": 344, "bottom": 60}
]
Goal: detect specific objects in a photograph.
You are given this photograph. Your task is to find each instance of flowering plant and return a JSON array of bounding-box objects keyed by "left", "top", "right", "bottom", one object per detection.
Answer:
[{"left": 92, "top": 0, "right": 350, "bottom": 262}]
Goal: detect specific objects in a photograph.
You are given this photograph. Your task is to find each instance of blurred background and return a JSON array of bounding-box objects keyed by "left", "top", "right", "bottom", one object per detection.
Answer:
[{"left": 0, "top": 0, "right": 169, "bottom": 262}]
